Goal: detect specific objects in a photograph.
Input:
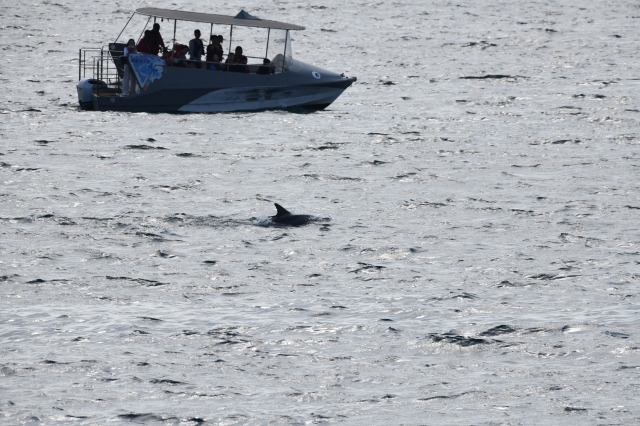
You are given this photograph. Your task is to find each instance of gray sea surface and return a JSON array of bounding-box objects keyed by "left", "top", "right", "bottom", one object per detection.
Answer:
[{"left": 1, "top": 0, "right": 640, "bottom": 424}]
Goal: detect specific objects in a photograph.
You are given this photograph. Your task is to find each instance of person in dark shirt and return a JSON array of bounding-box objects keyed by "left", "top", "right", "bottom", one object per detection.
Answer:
[
  {"left": 148, "top": 23, "right": 165, "bottom": 55},
  {"left": 206, "top": 34, "right": 224, "bottom": 63},
  {"left": 136, "top": 30, "right": 151, "bottom": 54},
  {"left": 256, "top": 58, "right": 274, "bottom": 75},
  {"left": 189, "top": 29, "right": 205, "bottom": 67}
]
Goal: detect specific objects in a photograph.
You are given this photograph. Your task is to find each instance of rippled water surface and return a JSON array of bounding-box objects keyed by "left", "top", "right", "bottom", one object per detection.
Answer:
[{"left": 1, "top": 0, "right": 639, "bottom": 424}]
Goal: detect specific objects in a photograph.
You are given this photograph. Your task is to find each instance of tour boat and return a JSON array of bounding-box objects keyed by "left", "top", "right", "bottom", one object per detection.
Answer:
[{"left": 77, "top": 8, "right": 356, "bottom": 112}]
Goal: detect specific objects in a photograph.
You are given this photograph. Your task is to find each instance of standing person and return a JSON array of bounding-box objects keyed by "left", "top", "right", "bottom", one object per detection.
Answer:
[
  {"left": 136, "top": 30, "right": 151, "bottom": 53},
  {"left": 206, "top": 34, "right": 224, "bottom": 63},
  {"left": 189, "top": 29, "right": 205, "bottom": 66},
  {"left": 148, "top": 23, "right": 165, "bottom": 55},
  {"left": 121, "top": 39, "right": 137, "bottom": 96}
]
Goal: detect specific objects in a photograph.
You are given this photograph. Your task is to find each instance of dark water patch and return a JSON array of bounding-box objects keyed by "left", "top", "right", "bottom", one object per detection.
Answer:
[
  {"left": 203, "top": 260, "right": 217, "bottom": 265},
  {"left": 0, "top": 274, "right": 18, "bottom": 282},
  {"left": 312, "top": 143, "right": 341, "bottom": 150},
  {"left": 176, "top": 152, "right": 200, "bottom": 157},
  {"left": 1, "top": 216, "right": 33, "bottom": 223},
  {"left": 154, "top": 250, "right": 179, "bottom": 258},
  {"left": 618, "top": 365, "right": 640, "bottom": 370},
  {"left": 105, "top": 276, "right": 168, "bottom": 287},
  {"left": 460, "top": 41, "right": 497, "bottom": 49},
  {"left": 528, "top": 273, "right": 580, "bottom": 281},
  {"left": 511, "top": 163, "right": 540, "bottom": 168},
  {"left": 350, "top": 262, "right": 386, "bottom": 274},
  {"left": 42, "top": 360, "right": 71, "bottom": 365},
  {"left": 552, "top": 139, "right": 581, "bottom": 144},
  {"left": 152, "top": 181, "right": 201, "bottom": 192},
  {"left": 132, "top": 329, "right": 150, "bottom": 335},
  {"left": 564, "top": 407, "right": 588, "bottom": 413},
  {"left": 124, "top": 144, "right": 168, "bottom": 150},
  {"left": 480, "top": 325, "right": 517, "bottom": 336},
  {"left": 403, "top": 199, "right": 448, "bottom": 209},
  {"left": 302, "top": 173, "right": 362, "bottom": 182},
  {"left": 65, "top": 415, "right": 89, "bottom": 420},
  {"left": 150, "top": 378, "right": 187, "bottom": 385},
  {"left": 118, "top": 413, "right": 172, "bottom": 422},
  {"left": 419, "top": 394, "right": 456, "bottom": 401},
  {"left": 135, "top": 231, "right": 164, "bottom": 238},
  {"left": 460, "top": 74, "right": 525, "bottom": 81},
  {"left": 573, "top": 93, "right": 606, "bottom": 100},
  {"left": 427, "top": 333, "right": 493, "bottom": 347},
  {"left": 496, "top": 280, "right": 528, "bottom": 288},
  {"left": 509, "top": 208, "right": 536, "bottom": 215},
  {"left": 207, "top": 327, "right": 251, "bottom": 345},
  {"left": 604, "top": 331, "right": 629, "bottom": 339},
  {"left": 625, "top": 205, "right": 640, "bottom": 210},
  {"left": 164, "top": 213, "right": 190, "bottom": 223},
  {"left": 450, "top": 292, "right": 477, "bottom": 300}
]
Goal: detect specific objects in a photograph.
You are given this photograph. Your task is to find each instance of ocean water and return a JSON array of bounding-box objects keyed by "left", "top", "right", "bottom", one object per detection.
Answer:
[{"left": 1, "top": 0, "right": 639, "bottom": 424}]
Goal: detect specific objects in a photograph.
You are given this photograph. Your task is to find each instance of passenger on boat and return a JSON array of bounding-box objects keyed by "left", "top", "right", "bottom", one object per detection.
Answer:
[
  {"left": 223, "top": 53, "right": 236, "bottom": 72},
  {"left": 148, "top": 23, "right": 165, "bottom": 55},
  {"left": 256, "top": 58, "right": 275, "bottom": 75},
  {"left": 136, "top": 30, "right": 151, "bottom": 54},
  {"left": 189, "top": 29, "right": 205, "bottom": 67},
  {"left": 172, "top": 43, "right": 191, "bottom": 67},
  {"left": 121, "top": 38, "right": 137, "bottom": 96},
  {"left": 206, "top": 34, "right": 224, "bottom": 63},
  {"left": 237, "top": 55, "right": 250, "bottom": 73},
  {"left": 226, "top": 54, "right": 246, "bottom": 73},
  {"left": 208, "top": 55, "right": 222, "bottom": 71}
]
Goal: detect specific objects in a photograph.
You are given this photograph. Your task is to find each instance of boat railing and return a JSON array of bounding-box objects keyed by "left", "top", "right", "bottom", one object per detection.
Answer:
[{"left": 78, "top": 45, "right": 123, "bottom": 87}]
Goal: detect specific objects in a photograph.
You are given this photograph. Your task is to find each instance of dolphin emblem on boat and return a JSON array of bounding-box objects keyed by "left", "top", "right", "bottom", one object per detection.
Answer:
[{"left": 270, "top": 203, "right": 313, "bottom": 226}]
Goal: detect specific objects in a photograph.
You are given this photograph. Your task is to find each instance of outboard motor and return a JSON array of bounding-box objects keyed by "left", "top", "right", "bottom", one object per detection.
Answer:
[{"left": 76, "top": 78, "right": 107, "bottom": 110}]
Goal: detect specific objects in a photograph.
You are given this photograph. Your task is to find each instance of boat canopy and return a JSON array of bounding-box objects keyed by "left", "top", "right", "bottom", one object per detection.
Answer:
[{"left": 136, "top": 7, "right": 305, "bottom": 31}]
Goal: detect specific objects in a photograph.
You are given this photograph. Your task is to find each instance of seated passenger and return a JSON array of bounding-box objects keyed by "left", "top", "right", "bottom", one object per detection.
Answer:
[
  {"left": 172, "top": 44, "right": 190, "bottom": 67},
  {"left": 256, "top": 58, "right": 275, "bottom": 75},
  {"left": 223, "top": 53, "right": 236, "bottom": 72},
  {"left": 236, "top": 55, "right": 250, "bottom": 73},
  {"left": 208, "top": 55, "right": 222, "bottom": 71}
]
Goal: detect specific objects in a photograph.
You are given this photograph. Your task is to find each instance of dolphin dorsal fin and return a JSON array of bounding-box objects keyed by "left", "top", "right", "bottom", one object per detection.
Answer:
[{"left": 274, "top": 203, "right": 291, "bottom": 217}]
